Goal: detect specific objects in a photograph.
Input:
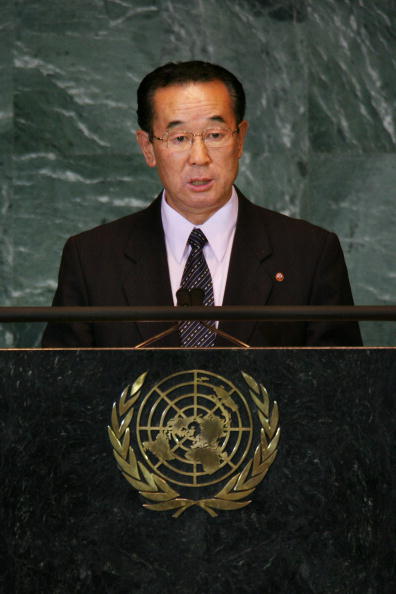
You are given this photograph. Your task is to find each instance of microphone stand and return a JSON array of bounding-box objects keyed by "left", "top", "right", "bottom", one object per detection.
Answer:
[{"left": 134, "top": 288, "right": 250, "bottom": 349}]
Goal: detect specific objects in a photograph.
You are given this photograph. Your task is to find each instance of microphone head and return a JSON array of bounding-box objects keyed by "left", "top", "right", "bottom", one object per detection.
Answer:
[
  {"left": 190, "top": 288, "right": 205, "bottom": 305},
  {"left": 176, "top": 288, "right": 191, "bottom": 306}
]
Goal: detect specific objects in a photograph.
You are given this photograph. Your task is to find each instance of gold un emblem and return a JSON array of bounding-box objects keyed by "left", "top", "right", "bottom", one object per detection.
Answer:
[{"left": 108, "top": 370, "right": 280, "bottom": 517}]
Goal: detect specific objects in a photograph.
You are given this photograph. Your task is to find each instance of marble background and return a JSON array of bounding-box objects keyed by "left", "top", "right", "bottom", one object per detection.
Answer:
[{"left": 0, "top": 0, "right": 395, "bottom": 347}]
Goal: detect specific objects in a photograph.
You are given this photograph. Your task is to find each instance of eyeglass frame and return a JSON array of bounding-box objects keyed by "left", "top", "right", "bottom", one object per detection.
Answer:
[{"left": 149, "top": 125, "right": 240, "bottom": 150}]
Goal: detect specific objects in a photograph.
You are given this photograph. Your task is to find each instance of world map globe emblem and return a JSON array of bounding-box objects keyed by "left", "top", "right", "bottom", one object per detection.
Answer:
[{"left": 135, "top": 370, "right": 254, "bottom": 488}]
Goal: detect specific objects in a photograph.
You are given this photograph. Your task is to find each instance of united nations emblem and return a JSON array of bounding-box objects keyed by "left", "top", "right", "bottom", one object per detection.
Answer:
[{"left": 108, "top": 370, "right": 280, "bottom": 517}]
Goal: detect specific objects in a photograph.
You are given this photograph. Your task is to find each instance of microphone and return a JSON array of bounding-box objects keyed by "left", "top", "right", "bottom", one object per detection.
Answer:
[
  {"left": 176, "top": 288, "right": 191, "bottom": 306},
  {"left": 176, "top": 288, "right": 205, "bottom": 306},
  {"left": 189, "top": 288, "right": 205, "bottom": 306}
]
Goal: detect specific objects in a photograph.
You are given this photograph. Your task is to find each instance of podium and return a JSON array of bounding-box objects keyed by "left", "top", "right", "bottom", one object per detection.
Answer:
[{"left": 1, "top": 347, "right": 395, "bottom": 593}]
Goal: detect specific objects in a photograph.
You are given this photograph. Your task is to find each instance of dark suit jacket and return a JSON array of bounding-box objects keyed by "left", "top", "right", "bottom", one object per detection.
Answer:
[{"left": 42, "top": 191, "right": 362, "bottom": 347}]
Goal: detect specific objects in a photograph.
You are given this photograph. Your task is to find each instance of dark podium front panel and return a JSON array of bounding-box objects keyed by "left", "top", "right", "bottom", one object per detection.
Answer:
[{"left": 1, "top": 348, "right": 395, "bottom": 593}]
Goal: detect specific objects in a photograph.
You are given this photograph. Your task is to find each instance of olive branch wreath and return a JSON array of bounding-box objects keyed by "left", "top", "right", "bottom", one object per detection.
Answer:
[{"left": 108, "top": 371, "right": 280, "bottom": 518}]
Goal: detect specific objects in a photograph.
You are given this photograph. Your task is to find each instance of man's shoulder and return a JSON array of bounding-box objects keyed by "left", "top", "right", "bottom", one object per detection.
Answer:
[
  {"left": 238, "top": 192, "right": 334, "bottom": 241},
  {"left": 66, "top": 197, "right": 160, "bottom": 247}
]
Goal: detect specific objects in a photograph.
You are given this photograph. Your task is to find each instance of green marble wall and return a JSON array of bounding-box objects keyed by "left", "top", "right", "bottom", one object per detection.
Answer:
[{"left": 0, "top": 0, "right": 395, "bottom": 346}]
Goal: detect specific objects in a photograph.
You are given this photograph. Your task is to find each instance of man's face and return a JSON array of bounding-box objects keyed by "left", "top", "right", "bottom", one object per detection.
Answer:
[{"left": 136, "top": 81, "right": 248, "bottom": 224}]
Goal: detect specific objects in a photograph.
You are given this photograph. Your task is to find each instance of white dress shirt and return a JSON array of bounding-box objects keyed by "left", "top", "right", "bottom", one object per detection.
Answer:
[{"left": 161, "top": 187, "right": 238, "bottom": 306}]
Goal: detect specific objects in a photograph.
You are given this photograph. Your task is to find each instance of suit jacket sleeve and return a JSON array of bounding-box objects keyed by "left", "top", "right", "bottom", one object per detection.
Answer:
[
  {"left": 41, "top": 237, "right": 94, "bottom": 347},
  {"left": 305, "top": 231, "right": 362, "bottom": 346}
]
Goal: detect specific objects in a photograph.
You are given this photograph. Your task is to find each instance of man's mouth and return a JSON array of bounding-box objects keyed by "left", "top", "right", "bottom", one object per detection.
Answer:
[
  {"left": 190, "top": 180, "right": 210, "bottom": 186},
  {"left": 187, "top": 178, "right": 213, "bottom": 190}
]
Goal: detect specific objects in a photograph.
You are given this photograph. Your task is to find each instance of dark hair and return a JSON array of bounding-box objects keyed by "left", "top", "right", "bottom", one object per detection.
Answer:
[{"left": 137, "top": 61, "right": 246, "bottom": 134}]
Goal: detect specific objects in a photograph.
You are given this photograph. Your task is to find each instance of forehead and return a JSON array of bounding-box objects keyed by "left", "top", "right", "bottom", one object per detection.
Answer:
[{"left": 151, "top": 81, "right": 236, "bottom": 129}]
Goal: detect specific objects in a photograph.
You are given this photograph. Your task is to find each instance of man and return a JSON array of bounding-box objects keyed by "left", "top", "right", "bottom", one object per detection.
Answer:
[{"left": 42, "top": 61, "right": 362, "bottom": 348}]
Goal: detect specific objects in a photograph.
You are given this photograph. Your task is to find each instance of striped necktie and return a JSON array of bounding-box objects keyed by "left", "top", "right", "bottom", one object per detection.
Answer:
[{"left": 179, "top": 228, "right": 216, "bottom": 347}]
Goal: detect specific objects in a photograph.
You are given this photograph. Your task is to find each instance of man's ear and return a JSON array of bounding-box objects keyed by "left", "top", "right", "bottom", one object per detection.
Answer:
[
  {"left": 136, "top": 130, "right": 156, "bottom": 167},
  {"left": 236, "top": 120, "right": 249, "bottom": 158}
]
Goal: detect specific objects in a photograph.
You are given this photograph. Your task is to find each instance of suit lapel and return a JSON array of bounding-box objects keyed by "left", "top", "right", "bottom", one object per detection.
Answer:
[
  {"left": 119, "top": 191, "right": 274, "bottom": 348},
  {"left": 122, "top": 196, "right": 180, "bottom": 346},
  {"left": 218, "top": 192, "right": 274, "bottom": 346}
]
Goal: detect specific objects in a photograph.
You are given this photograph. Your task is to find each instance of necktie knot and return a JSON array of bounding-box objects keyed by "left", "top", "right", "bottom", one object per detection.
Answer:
[{"left": 188, "top": 228, "right": 207, "bottom": 251}]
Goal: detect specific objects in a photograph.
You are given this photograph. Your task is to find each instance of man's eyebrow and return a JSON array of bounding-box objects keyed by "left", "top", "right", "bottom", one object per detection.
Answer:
[
  {"left": 166, "top": 120, "right": 184, "bottom": 130},
  {"left": 209, "top": 115, "right": 227, "bottom": 124},
  {"left": 165, "top": 115, "right": 227, "bottom": 130}
]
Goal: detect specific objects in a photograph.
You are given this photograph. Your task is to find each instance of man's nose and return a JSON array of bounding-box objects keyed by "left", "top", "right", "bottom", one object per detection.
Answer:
[{"left": 187, "top": 136, "right": 211, "bottom": 165}]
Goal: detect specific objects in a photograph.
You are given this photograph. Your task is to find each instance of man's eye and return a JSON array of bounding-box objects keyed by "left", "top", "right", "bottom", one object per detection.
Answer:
[
  {"left": 169, "top": 134, "right": 189, "bottom": 145},
  {"left": 206, "top": 130, "right": 226, "bottom": 141}
]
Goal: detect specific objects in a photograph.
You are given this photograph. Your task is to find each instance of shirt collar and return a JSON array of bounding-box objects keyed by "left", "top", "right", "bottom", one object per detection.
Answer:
[{"left": 161, "top": 187, "right": 238, "bottom": 263}]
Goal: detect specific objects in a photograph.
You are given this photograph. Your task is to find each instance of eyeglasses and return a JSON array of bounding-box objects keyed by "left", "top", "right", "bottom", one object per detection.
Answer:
[{"left": 151, "top": 126, "right": 240, "bottom": 152}]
